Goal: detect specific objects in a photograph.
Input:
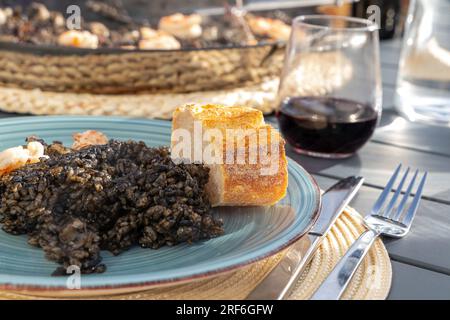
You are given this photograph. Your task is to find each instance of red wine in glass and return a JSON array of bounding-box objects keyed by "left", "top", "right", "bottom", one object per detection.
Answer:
[{"left": 277, "top": 96, "right": 379, "bottom": 158}]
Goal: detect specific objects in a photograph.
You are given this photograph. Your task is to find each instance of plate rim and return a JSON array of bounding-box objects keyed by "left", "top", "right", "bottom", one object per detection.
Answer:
[{"left": 0, "top": 116, "right": 321, "bottom": 292}]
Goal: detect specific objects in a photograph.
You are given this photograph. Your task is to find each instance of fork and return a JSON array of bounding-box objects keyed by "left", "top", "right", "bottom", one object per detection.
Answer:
[{"left": 311, "top": 164, "right": 427, "bottom": 300}]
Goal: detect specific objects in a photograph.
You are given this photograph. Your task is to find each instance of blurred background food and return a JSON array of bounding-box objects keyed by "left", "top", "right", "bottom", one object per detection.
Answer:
[{"left": 0, "top": 0, "right": 409, "bottom": 119}]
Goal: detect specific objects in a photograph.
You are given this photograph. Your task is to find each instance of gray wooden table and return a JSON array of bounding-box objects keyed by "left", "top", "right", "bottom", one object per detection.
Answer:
[
  {"left": 0, "top": 39, "right": 449, "bottom": 299},
  {"left": 272, "top": 39, "right": 450, "bottom": 299}
]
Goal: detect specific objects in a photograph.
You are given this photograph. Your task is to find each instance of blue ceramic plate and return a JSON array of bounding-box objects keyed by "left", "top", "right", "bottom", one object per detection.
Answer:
[{"left": 0, "top": 116, "right": 320, "bottom": 292}]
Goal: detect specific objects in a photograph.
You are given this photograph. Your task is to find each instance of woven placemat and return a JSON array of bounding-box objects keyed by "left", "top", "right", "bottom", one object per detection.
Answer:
[
  {"left": 0, "top": 207, "right": 392, "bottom": 300},
  {"left": 0, "top": 78, "right": 279, "bottom": 119}
]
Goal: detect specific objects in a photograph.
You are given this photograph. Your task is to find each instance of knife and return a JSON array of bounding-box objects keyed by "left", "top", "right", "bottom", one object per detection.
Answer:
[{"left": 246, "top": 176, "right": 364, "bottom": 300}]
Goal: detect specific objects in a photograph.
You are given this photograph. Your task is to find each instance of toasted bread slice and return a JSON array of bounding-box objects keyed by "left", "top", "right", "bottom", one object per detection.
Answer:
[{"left": 171, "top": 104, "right": 288, "bottom": 206}]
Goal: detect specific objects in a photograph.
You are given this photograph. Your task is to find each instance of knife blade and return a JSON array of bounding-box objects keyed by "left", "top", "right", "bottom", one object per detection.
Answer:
[{"left": 246, "top": 176, "right": 364, "bottom": 300}]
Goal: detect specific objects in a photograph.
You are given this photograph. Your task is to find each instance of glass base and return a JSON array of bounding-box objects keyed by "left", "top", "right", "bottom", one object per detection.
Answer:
[
  {"left": 395, "top": 80, "right": 450, "bottom": 127},
  {"left": 292, "top": 147, "right": 355, "bottom": 159}
]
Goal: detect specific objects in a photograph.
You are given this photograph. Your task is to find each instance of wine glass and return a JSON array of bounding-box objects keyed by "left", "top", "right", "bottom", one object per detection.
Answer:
[{"left": 276, "top": 15, "right": 382, "bottom": 159}]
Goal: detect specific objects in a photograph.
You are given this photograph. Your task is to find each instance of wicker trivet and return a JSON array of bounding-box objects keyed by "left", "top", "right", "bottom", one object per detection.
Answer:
[
  {"left": 0, "top": 207, "right": 392, "bottom": 300},
  {"left": 0, "top": 78, "right": 279, "bottom": 119}
]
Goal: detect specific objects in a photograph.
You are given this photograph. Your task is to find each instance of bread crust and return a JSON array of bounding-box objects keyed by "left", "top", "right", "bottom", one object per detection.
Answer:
[{"left": 172, "top": 104, "right": 288, "bottom": 207}]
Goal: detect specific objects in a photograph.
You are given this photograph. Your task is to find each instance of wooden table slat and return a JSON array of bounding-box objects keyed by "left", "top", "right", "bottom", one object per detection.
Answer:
[
  {"left": 381, "top": 67, "right": 398, "bottom": 87},
  {"left": 313, "top": 175, "right": 450, "bottom": 274},
  {"left": 388, "top": 261, "right": 450, "bottom": 300},
  {"left": 382, "top": 85, "right": 396, "bottom": 109},
  {"left": 380, "top": 40, "right": 402, "bottom": 68},
  {"left": 374, "top": 111, "right": 450, "bottom": 158},
  {"left": 290, "top": 140, "right": 450, "bottom": 202}
]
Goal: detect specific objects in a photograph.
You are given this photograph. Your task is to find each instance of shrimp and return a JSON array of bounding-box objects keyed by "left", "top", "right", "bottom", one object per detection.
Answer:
[
  {"left": 0, "top": 141, "right": 47, "bottom": 176},
  {"left": 248, "top": 17, "right": 291, "bottom": 41},
  {"left": 72, "top": 130, "right": 108, "bottom": 150},
  {"left": 58, "top": 30, "right": 99, "bottom": 49},
  {"left": 158, "top": 13, "right": 202, "bottom": 39}
]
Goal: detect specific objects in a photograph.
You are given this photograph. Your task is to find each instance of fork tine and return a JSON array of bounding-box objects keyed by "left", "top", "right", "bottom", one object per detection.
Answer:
[
  {"left": 392, "top": 169, "right": 418, "bottom": 221},
  {"left": 371, "top": 164, "right": 402, "bottom": 215},
  {"left": 401, "top": 172, "right": 427, "bottom": 227},
  {"left": 382, "top": 167, "right": 410, "bottom": 218}
]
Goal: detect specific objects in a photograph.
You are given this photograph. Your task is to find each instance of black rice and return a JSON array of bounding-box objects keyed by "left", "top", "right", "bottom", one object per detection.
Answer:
[{"left": 0, "top": 139, "right": 223, "bottom": 274}]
